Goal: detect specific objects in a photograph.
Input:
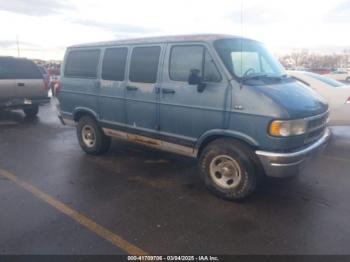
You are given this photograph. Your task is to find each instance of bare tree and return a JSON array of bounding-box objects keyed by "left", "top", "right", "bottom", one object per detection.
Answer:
[{"left": 278, "top": 50, "right": 350, "bottom": 69}]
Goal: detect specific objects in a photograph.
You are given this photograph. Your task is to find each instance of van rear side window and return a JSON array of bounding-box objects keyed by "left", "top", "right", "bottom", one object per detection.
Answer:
[
  {"left": 102, "top": 48, "right": 128, "bottom": 81},
  {"left": 129, "top": 46, "right": 160, "bottom": 83},
  {"left": 64, "top": 50, "right": 100, "bottom": 78}
]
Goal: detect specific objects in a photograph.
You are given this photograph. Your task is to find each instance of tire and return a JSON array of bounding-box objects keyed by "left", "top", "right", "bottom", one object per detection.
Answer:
[
  {"left": 346, "top": 77, "right": 350, "bottom": 83},
  {"left": 23, "top": 105, "right": 39, "bottom": 118},
  {"left": 77, "top": 116, "right": 111, "bottom": 155},
  {"left": 199, "top": 138, "right": 261, "bottom": 201}
]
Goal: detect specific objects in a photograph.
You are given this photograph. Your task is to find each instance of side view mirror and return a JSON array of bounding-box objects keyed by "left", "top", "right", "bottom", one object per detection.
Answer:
[{"left": 188, "top": 69, "right": 206, "bottom": 93}]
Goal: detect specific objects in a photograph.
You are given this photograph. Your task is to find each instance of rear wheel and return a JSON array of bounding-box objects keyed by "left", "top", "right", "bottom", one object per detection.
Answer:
[
  {"left": 23, "top": 105, "right": 39, "bottom": 118},
  {"left": 77, "top": 116, "right": 111, "bottom": 155},
  {"left": 199, "top": 138, "right": 261, "bottom": 201}
]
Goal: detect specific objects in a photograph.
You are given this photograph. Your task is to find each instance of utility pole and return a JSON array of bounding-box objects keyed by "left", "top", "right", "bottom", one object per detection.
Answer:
[{"left": 16, "top": 35, "right": 20, "bottom": 57}]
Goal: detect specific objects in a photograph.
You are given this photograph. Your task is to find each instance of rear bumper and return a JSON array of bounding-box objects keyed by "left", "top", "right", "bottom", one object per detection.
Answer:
[
  {"left": 0, "top": 97, "right": 50, "bottom": 109},
  {"left": 255, "top": 128, "right": 331, "bottom": 178}
]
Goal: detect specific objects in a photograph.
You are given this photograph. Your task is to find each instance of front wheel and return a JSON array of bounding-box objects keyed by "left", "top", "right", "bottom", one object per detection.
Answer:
[
  {"left": 199, "top": 138, "right": 261, "bottom": 201},
  {"left": 77, "top": 116, "right": 111, "bottom": 155}
]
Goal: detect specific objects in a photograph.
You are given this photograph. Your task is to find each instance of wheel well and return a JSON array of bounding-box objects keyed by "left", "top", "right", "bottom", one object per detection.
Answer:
[
  {"left": 197, "top": 135, "right": 255, "bottom": 158},
  {"left": 197, "top": 135, "right": 264, "bottom": 177},
  {"left": 73, "top": 111, "right": 97, "bottom": 122}
]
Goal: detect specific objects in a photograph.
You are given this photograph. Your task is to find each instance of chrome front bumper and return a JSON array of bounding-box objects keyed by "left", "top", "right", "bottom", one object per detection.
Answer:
[{"left": 255, "top": 128, "right": 331, "bottom": 178}]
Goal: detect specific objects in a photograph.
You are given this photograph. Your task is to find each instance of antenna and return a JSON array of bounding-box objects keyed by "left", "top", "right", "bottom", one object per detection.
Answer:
[
  {"left": 240, "top": 0, "right": 243, "bottom": 88},
  {"left": 241, "top": 0, "right": 243, "bottom": 38},
  {"left": 16, "top": 35, "right": 20, "bottom": 57}
]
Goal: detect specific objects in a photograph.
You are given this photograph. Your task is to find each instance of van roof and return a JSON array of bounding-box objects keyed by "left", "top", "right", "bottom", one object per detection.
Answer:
[{"left": 69, "top": 34, "right": 252, "bottom": 48}]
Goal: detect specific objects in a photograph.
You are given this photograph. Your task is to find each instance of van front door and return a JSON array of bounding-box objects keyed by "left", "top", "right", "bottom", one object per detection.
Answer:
[
  {"left": 125, "top": 45, "right": 162, "bottom": 133},
  {"left": 159, "top": 43, "right": 228, "bottom": 146}
]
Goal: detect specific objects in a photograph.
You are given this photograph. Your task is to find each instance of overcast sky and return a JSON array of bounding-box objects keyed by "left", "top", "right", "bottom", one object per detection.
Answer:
[{"left": 0, "top": 0, "right": 349, "bottom": 60}]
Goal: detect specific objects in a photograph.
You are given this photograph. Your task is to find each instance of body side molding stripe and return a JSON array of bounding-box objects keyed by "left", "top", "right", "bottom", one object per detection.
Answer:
[{"left": 102, "top": 128, "right": 197, "bottom": 158}]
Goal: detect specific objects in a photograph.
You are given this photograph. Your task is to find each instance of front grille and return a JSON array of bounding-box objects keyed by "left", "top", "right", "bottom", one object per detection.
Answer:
[{"left": 304, "top": 111, "right": 329, "bottom": 144}]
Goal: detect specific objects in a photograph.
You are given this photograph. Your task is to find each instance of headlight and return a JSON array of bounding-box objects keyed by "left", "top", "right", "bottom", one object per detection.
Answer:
[{"left": 269, "top": 119, "right": 307, "bottom": 137}]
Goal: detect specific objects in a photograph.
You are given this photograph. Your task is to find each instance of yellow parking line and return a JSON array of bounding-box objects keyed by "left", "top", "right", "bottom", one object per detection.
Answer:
[{"left": 0, "top": 167, "right": 148, "bottom": 256}]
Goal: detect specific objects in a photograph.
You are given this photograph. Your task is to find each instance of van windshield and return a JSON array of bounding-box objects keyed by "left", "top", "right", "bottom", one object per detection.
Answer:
[{"left": 214, "top": 39, "right": 286, "bottom": 81}]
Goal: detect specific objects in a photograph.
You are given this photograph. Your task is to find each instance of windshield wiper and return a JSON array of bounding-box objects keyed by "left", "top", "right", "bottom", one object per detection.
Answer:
[
  {"left": 241, "top": 74, "right": 287, "bottom": 82},
  {"left": 241, "top": 73, "right": 268, "bottom": 82}
]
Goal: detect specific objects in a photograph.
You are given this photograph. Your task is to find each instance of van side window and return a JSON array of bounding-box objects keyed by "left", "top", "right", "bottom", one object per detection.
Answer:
[
  {"left": 65, "top": 50, "right": 100, "bottom": 78},
  {"left": 102, "top": 48, "right": 128, "bottom": 81},
  {"left": 129, "top": 46, "right": 161, "bottom": 83},
  {"left": 170, "top": 46, "right": 203, "bottom": 82},
  {"left": 170, "top": 46, "right": 221, "bottom": 82},
  {"left": 203, "top": 50, "right": 221, "bottom": 82}
]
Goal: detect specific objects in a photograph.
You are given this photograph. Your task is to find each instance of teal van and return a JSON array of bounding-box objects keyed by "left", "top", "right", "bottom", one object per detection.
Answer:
[{"left": 57, "top": 34, "right": 330, "bottom": 200}]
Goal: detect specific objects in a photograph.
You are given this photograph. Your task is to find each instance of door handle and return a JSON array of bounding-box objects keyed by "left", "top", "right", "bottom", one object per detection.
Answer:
[
  {"left": 17, "top": 83, "right": 25, "bottom": 87},
  {"left": 126, "top": 86, "right": 138, "bottom": 91},
  {"left": 162, "top": 88, "right": 175, "bottom": 94}
]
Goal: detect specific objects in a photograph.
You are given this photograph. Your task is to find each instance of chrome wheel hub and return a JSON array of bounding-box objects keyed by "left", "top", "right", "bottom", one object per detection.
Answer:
[
  {"left": 82, "top": 125, "right": 96, "bottom": 148},
  {"left": 209, "top": 155, "right": 242, "bottom": 189}
]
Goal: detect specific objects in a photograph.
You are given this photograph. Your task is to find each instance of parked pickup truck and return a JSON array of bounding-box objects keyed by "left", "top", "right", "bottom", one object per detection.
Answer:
[{"left": 0, "top": 57, "right": 50, "bottom": 117}]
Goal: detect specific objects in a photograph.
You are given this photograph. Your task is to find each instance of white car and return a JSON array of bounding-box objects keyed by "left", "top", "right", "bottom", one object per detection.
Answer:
[
  {"left": 288, "top": 71, "right": 350, "bottom": 126},
  {"left": 324, "top": 70, "right": 350, "bottom": 83}
]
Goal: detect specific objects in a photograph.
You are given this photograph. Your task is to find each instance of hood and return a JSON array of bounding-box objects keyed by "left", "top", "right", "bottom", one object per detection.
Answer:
[{"left": 255, "top": 79, "right": 328, "bottom": 119}]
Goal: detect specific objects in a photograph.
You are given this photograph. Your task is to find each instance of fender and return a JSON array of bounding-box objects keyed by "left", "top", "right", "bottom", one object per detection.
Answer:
[
  {"left": 195, "top": 129, "right": 260, "bottom": 152},
  {"left": 73, "top": 107, "right": 99, "bottom": 121}
]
